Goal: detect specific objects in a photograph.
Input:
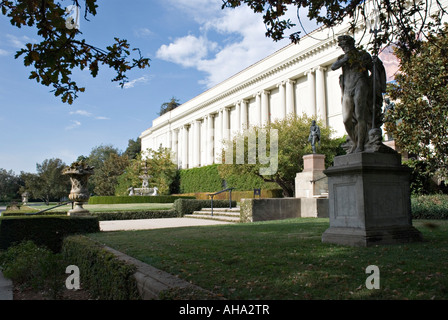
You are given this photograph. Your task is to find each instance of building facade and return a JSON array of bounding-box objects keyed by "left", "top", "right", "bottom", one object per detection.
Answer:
[{"left": 140, "top": 1, "right": 446, "bottom": 169}]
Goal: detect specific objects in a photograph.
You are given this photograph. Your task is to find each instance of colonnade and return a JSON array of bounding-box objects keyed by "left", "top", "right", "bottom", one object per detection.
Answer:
[{"left": 164, "top": 65, "right": 329, "bottom": 169}]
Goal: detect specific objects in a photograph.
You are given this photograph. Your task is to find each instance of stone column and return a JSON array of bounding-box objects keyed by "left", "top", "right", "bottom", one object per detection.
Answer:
[
  {"left": 193, "top": 120, "right": 201, "bottom": 167},
  {"left": 255, "top": 92, "right": 261, "bottom": 126},
  {"left": 222, "top": 107, "right": 230, "bottom": 142},
  {"left": 315, "top": 66, "right": 327, "bottom": 125},
  {"left": 305, "top": 69, "right": 316, "bottom": 117},
  {"left": 235, "top": 102, "right": 241, "bottom": 134},
  {"left": 172, "top": 129, "right": 179, "bottom": 166},
  {"left": 215, "top": 110, "right": 222, "bottom": 164},
  {"left": 240, "top": 100, "right": 248, "bottom": 131},
  {"left": 286, "top": 79, "right": 295, "bottom": 116},
  {"left": 181, "top": 125, "right": 188, "bottom": 169},
  {"left": 278, "top": 81, "right": 286, "bottom": 120},
  {"left": 207, "top": 114, "right": 214, "bottom": 165},
  {"left": 261, "top": 90, "right": 270, "bottom": 125}
]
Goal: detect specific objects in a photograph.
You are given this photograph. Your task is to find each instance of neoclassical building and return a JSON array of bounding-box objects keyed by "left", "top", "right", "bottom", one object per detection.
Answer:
[{"left": 140, "top": 1, "right": 445, "bottom": 169}]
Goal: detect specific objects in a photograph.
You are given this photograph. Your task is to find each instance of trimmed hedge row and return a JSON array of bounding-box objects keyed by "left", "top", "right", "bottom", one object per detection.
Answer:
[
  {"left": 0, "top": 216, "right": 100, "bottom": 252},
  {"left": 173, "top": 199, "right": 237, "bottom": 216},
  {"left": 62, "top": 235, "right": 140, "bottom": 300},
  {"left": 88, "top": 195, "right": 194, "bottom": 204},
  {"left": 411, "top": 194, "right": 448, "bottom": 219},
  {"left": 92, "top": 209, "right": 179, "bottom": 221}
]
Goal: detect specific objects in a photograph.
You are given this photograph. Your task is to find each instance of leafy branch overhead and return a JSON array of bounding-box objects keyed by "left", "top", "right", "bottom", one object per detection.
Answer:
[
  {"left": 221, "top": 0, "right": 448, "bottom": 59},
  {"left": 1, "top": 0, "right": 150, "bottom": 104}
]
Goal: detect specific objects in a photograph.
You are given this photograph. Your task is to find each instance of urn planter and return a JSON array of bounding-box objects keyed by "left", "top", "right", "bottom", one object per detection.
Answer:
[{"left": 63, "top": 161, "right": 94, "bottom": 216}]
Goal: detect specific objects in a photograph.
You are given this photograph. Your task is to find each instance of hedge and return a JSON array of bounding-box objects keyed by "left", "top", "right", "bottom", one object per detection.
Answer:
[
  {"left": 62, "top": 235, "right": 140, "bottom": 300},
  {"left": 411, "top": 194, "right": 448, "bottom": 219},
  {"left": 0, "top": 216, "right": 100, "bottom": 252},
  {"left": 173, "top": 199, "right": 237, "bottom": 216},
  {"left": 92, "top": 209, "right": 179, "bottom": 220},
  {"left": 88, "top": 195, "right": 194, "bottom": 204}
]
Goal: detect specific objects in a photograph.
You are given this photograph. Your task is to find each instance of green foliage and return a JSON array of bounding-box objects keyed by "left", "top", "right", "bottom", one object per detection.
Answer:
[
  {"left": 218, "top": 114, "right": 344, "bottom": 197},
  {"left": 179, "top": 164, "right": 223, "bottom": 193},
  {"left": 411, "top": 194, "right": 448, "bottom": 219},
  {"left": 173, "top": 199, "right": 236, "bottom": 216},
  {"left": 0, "top": 0, "right": 150, "bottom": 104},
  {"left": 387, "top": 25, "right": 448, "bottom": 180},
  {"left": 92, "top": 209, "right": 179, "bottom": 220},
  {"left": 92, "top": 153, "right": 129, "bottom": 196},
  {"left": 20, "top": 158, "right": 71, "bottom": 204},
  {"left": 0, "top": 240, "right": 65, "bottom": 299},
  {"left": 0, "top": 216, "right": 100, "bottom": 252},
  {"left": 404, "top": 159, "right": 441, "bottom": 195},
  {"left": 88, "top": 195, "right": 193, "bottom": 204},
  {"left": 143, "top": 147, "right": 178, "bottom": 195},
  {"left": 0, "top": 168, "right": 21, "bottom": 202},
  {"left": 62, "top": 235, "right": 140, "bottom": 300},
  {"left": 159, "top": 97, "right": 180, "bottom": 116}
]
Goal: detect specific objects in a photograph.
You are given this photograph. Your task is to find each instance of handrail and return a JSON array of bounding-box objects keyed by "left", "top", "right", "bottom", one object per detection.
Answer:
[
  {"left": 25, "top": 201, "right": 72, "bottom": 215},
  {"left": 207, "top": 188, "right": 234, "bottom": 216}
]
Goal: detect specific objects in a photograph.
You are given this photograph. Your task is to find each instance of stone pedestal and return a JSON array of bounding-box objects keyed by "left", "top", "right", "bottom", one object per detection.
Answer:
[
  {"left": 321, "top": 152, "right": 423, "bottom": 246},
  {"left": 295, "top": 154, "right": 328, "bottom": 198}
]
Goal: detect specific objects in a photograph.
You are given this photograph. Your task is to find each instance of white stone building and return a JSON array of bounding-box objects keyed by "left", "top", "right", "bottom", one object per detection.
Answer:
[{"left": 140, "top": 1, "right": 446, "bottom": 169}]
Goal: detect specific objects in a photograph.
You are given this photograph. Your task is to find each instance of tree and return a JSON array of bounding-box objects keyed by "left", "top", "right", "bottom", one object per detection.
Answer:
[
  {"left": 0, "top": 169, "right": 21, "bottom": 202},
  {"left": 92, "top": 153, "right": 129, "bottom": 196},
  {"left": 1, "top": 0, "right": 150, "bottom": 104},
  {"left": 218, "top": 114, "right": 345, "bottom": 197},
  {"left": 142, "top": 147, "right": 178, "bottom": 195},
  {"left": 20, "top": 158, "right": 70, "bottom": 204},
  {"left": 123, "top": 137, "right": 141, "bottom": 160},
  {"left": 386, "top": 25, "right": 448, "bottom": 181},
  {"left": 158, "top": 97, "right": 180, "bottom": 116},
  {"left": 221, "top": 0, "right": 448, "bottom": 61}
]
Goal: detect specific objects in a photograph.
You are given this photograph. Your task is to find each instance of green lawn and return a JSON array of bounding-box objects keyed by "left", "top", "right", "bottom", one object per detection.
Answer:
[
  {"left": 88, "top": 218, "right": 448, "bottom": 300},
  {"left": 21, "top": 202, "right": 173, "bottom": 213}
]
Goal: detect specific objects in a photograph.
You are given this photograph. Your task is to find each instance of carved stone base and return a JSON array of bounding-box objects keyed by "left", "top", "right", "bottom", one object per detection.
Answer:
[
  {"left": 321, "top": 152, "right": 423, "bottom": 247},
  {"left": 67, "top": 202, "right": 91, "bottom": 216}
]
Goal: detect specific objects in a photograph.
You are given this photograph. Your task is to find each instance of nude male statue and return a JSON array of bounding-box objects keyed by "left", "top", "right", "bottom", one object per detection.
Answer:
[{"left": 331, "top": 35, "right": 374, "bottom": 153}]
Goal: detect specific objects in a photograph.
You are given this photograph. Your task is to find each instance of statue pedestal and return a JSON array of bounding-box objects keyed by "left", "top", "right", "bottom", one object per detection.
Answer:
[
  {"left": 295, "top": 154, "right": 328, "bottom": 218},
  {"left": 295, "top": 154, "right": 328, "bottom": 198},
  {"left": 322, "top": 152, "right": 423, "bottom": 246}
]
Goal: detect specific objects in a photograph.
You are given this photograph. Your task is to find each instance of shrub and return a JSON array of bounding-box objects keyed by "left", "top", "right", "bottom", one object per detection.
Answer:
[
  {"left": 62, "top": 235, "right": 140, "bottom": 300},
  {"left": 411, "top": 194, "right": 448, "bottom": 219},
  {"left": 173, "top": 199, "right": 236, "bottom": 216},
  {"left": 0, "top": 241, "right": 66, "bottom": 299},
  {"left": 0, "top": 216, "right": 100, "bottom": 252},
  {"left": 91, "top": 209, "right": 178, "bottom": 221},
  {"left": 88, "top": 195, "right": 194, "bottom": 204}
]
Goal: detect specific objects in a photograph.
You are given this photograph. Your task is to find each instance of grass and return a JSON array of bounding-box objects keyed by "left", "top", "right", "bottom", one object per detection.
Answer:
[
  {"left": 3, "top": 202, "right": 173, "bottom": 214},
  {"left": 88, "top": 218, "right": 448, "bottom": 300}
]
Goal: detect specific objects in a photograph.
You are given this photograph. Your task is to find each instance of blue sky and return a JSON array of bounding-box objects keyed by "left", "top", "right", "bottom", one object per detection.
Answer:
[{"left": 0, "top": 0, "right": 316, "bottom": 174}]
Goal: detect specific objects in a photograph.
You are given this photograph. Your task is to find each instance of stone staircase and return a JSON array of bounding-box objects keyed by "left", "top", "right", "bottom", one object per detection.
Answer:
[{"left": 186, "top": 207, "right": 241, "bottom": 222}]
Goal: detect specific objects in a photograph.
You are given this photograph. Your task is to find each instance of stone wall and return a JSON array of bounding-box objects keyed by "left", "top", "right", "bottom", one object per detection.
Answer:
[{"left": 240, "top": 198, "right": 328, "bottom": 222}]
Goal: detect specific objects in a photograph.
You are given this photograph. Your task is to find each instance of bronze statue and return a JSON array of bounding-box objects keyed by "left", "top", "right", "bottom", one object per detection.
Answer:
[
  {"left": 331, "top": 35, "right": 387, "bottom": 153},
  {"left": 308, "top": 120, "right": 321, "bottom": 153}
]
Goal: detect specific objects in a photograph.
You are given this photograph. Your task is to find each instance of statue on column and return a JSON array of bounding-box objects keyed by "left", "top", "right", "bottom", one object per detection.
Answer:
[
  {"left": 331, "top": 35, "right": 388, "bottom": 153},
  {"left": 308, "top": 120, "right": 321, "bottom": 153}
]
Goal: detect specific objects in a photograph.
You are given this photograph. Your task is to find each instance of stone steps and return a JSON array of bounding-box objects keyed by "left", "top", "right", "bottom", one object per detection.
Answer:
[{"left": 186, "top": 207, "right": 241, "bottom": 222}]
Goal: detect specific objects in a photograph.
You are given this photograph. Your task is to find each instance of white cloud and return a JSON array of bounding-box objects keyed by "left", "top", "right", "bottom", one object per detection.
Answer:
[
  {"left": 122, "top": 75, "right": 150, "bottom": 89},
  {"left": 134, "top": 27, "right": 153, "bottom": 38},
  {"left": 0, "top": 49, "right": 8, "bottom": 56},
  {"left": 66, "top": 120, "right": 81, "bottom": 130},
  {"left": 6, "top": 34, "right": 33, "bottom": 48},
  {"left": 156, "top": 35, "right": 217, "bottom": 68},
  {"left": 156, "top": 4, "right": 292, "bottom": 88},
  {"left": 69, "top": 109, "right": 109, "bottom": 120}
]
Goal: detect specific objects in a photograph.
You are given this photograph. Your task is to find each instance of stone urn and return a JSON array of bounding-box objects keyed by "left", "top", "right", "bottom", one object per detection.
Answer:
[{"left": 63, "top": 161, "right": 94, "bottom": 216}]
